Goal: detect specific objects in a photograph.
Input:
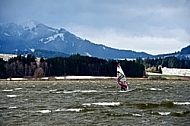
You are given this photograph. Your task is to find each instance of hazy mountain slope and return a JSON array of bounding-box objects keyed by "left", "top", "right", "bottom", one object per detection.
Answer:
[{"left": 1, "top": 21, "right": 189, "bottom": 59}]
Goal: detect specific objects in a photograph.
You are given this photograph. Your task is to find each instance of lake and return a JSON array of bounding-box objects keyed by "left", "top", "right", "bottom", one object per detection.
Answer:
[{"left": 0, "top": 80, "right": 190, "bottom": 126}]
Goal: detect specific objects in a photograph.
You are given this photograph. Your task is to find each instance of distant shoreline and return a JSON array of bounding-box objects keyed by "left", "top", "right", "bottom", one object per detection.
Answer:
[
  {"left": 2, "top": 76, "right": 116, "bottom": 81},
  {"left": 1, "top": 75, "right": 190, "bottom": 81}
]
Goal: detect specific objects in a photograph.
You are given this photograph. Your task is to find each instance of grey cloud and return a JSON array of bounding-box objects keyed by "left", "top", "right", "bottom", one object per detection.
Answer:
[{"left": 0, "top": 0, "right": 189, "bottom": 54}]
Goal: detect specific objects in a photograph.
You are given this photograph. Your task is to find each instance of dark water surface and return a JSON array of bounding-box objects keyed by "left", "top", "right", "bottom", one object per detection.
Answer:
[{"left": 0, "top": 80, "right": 190, "bottom": 126}]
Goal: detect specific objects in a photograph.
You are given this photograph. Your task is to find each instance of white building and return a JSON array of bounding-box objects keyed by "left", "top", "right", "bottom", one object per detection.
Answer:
[
  {"left": 0, "top": 53, "right": 17, "bottom": 61},
  {"left": 161, "top": 67, "right": 190, "bottom": 77}
]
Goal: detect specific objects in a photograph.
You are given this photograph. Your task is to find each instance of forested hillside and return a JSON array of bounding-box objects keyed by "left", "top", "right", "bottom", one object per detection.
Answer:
[
  {"left": 0, "top": 54, "right": 190, "bottom": 79},
  {"left": 0, "top": 54, "right": 145, "bottom": 79}
]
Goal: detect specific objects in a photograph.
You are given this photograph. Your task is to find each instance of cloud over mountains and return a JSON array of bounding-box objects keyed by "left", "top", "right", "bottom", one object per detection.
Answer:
[{"left": 0, "top": 0, "right": 190, "bottom": 54}]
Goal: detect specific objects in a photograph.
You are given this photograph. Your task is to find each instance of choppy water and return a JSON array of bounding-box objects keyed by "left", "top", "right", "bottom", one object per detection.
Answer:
[{"left": 0, "top": 80, "right": 190, "bottom": 126}]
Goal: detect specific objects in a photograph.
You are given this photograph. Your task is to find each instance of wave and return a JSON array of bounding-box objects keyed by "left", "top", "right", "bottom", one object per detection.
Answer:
[
  {"left": 151, "top": 111, "right": 190, "bottom": 117},
  {"left": 0, "top": 106, "right": 17, "bottom": 110},
  {"left": 3, "top": 88, "right": 22, "bottom": 92},
  {"left": 132, "top": 113, "right": 142, "bottom": 117},
  {"left": 49, "top": 89, "right": 99, "bottom": 94},
  {"left": 50, "top": 89, "right": 136, "bottom": 94},
  {"left": 131, "top": 101, "right": 175, "bottom": 109},
  {"left": 158, "top": 112, "right": 171, "bottom": 116},
  {"left": 63, "top": 90, "right": 98, "bottom": 93},
  {"left": 82, "top": 102, "right": 120, "bottom": 106},
  {"left": 127, "top": 101, "right": 190, "bottom": 109},
  {"left": 149, "top": 88, "right": 162, "bottom": 91},
  {"left": 14, "top": 88, "right": 23, "bottom": 90},
  {"left": 55, "top": 108, "right": 82, "bottom": 112},
  {"left": 6, "top": 95, "right": 18, "bottom": 98},
  {"left": 171, "top": 111, "right": 190, "bottom": 117},
  {"left": 8, "top": 106, "right": 17, "bottom": 109},
  {"left": 49, "top": 89, "right": 57, "bottom": 92},
  {"left": 36, "top": 109, "right": 51, "bottom": 114},
  {"left": 106, "top": 112, "right": 143, "bottom": 117},
  {"left": 35, "top": 108, "right": 83, "bottom": 114},
  {"left": 2, "top": 89, "right": 13, "bottom": 92},
  {"left": 173, "top": 102, "right": 190, "bottom": 105}
]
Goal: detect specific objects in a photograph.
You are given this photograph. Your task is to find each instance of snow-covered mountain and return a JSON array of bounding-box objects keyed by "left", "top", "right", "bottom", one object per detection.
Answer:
[{"left": 0, "top": 21, "right": 166, "bottom": 59}]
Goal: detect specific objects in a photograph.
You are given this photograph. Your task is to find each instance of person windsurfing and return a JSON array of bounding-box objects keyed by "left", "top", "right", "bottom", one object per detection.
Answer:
[{"left": 117, "top": 63, "right": 129, "bottom": 91}]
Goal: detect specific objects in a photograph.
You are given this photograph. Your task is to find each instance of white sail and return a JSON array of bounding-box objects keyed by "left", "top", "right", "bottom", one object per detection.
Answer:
[
  {"left": 117, "top": 64, "right": 126, "bottom": 82},
  {"left": 117, "top": 63, "right": 128, "bottom": 90}
]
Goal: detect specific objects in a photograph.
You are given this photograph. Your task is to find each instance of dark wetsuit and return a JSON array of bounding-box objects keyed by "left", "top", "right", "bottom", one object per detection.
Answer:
[
  {"left": 117, "top": 77, "right": 128, "bottom": 91},
  {"left": 121, "top": 86, "right": 126, "bottom": 91}
]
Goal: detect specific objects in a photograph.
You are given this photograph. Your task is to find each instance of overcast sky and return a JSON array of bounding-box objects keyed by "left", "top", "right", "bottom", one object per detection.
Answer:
[{"left": 0, "top": 0, "right": 190, "bottom": 55}]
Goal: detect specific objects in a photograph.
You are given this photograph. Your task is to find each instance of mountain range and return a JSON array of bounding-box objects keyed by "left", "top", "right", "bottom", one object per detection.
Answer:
[{"left": 0, "top": 21, "right": 189, "bottom": 59}]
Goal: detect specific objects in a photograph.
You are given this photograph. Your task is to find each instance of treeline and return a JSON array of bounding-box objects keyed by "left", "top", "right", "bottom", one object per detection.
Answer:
[
  {"left": 45, "top": 54, "right": 145, "bottom": 77},
  {"left": 136, "top": 56, "right": 190, "bottom": 72},
  {"left": 0, "top": 54, "right": 144, "bottom": 79},
  {"left": 0, "top": 54, "right": 190, "bottom": 79},
  {"left": 0, "top": 55, "right": 38, "bottom": 78}
]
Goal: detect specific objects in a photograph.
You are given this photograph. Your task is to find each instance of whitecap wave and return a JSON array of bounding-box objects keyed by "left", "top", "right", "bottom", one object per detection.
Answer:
[
  {"left": 132, "top": 113, "right": 142, "bottom": 117},
  {"left": 80, "top": 90, "right": 98, "bottom": 93},
  {"left": 3, "top": 89, "right": 13, "bottom": 92},
  {"left": 158, "top": 112, "right": 171, "bottom": 115},
  {"left": 63, "top": 90, "right": 98, "bottom": 93},
  {"left": 50, "top": 90, "right": 135, "bottom": 94},
  {"left": 83, "top": 102, "right": 120, "bottom": 106},
  {"left": 55, "top": 108, "right": 82, "bottom": 112},
  {"left": 67, "top": 108, "right": 82, "bottom": 112},
  {"left": 150, "top": 88, "right": 162, "bottom": 91},
  {"left": 173, "top": 102, "right": 190, "bottom": 105},
  {"left": 49, "top": 89, "right": 57, "bottom": 92},
  {"left": 7, "top": 95, "right": 18, "bottom": 98},
  {"left": 54, "top": 109, "right": 64, "bottom": 112},
  {"left": 14, "top": 88, "right": 22, "bottom": 90},
  {"left": 37, "top": 110, "right": 51, "bottom": 113},
  {"left": 9, "top": 106, "right": 17, "bottom": 109},
  {"left": 63, "top": 90, "right": 132, "bottom": 93}
]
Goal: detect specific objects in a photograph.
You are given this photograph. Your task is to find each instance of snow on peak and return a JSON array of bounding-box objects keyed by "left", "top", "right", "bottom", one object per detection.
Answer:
[
  {"left": 86, "top": 52, "right": 92, "bottom": 57},
  {"left": 30, "top": 48, "right": 35, "bottom": 52},
  {"left": 22, "top": 20, "right": 39, "bottom": 30},
  {"left": 40, "top": 33, "right": 65, "bottom": 44}
]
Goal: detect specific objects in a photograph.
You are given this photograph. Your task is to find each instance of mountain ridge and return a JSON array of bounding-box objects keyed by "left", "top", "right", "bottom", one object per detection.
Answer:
[{"left": 0, "top": 21, "right": 189, "bottom": 59}]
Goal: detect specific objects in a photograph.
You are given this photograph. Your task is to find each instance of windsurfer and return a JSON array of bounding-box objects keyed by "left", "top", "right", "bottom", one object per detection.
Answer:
[
  {"left": 116, "top": 63, "right": 129, "bottom": 91},
  {"left": 117, "top": 76, "right": 129, "bottom": 91}
]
